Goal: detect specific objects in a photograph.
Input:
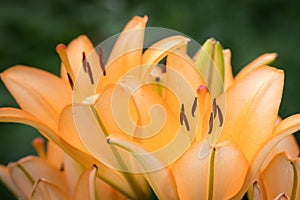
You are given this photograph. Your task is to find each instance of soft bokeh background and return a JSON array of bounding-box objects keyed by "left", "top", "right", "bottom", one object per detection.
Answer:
[{"left": 0, "top": 0, "right": 300, "bottom": 198}]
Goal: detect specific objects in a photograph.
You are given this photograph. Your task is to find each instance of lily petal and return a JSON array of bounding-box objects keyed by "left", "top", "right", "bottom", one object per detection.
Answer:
[
  {"left": 261, "top": 135, "right": 299, "bottom": 171},
  {"left": 74, "top": 165, "right": 97, "bottom": 200},
  {"left": 107, "top": 16, "right": 147, "bottom": 73},
  {"left": 115, "top": 75, "right": 194, "bottom": 166},
  {"left": 1, "top": 66, "right": 71, "bottom": 129},
  {"left": 222, "top": 49, "right": 234, "bottom": 90},
  {"left": 141, "top": 35, "right": 190, "bottom": 79},
  {"left": 8, "top": 156, "right": 68, "bottom": 199},
  {"left": 232, "top": 113, "right": 300, "bottom": 199},
  {"left": 172, "top": 141, "right": 248, "bottom": 199},
  {"left": 164, "top": 49, "right": 210, "bottom": 141},
  {"left": 97, "top": 16, "right": 148, "bottom": 93},
  {"left": 213, "top": 142, "right": 249, "bottom": 199},
  {"left": 46, "top": 141, "right": 65, "bottom": 171},
  {"left": 0, "top": 165, "right": 24, "bottom": 199},
  {"left": 260, "top": 153, "right": 298, "bottom": 199},
  {"left": 108, "top": 135, "right": 179, "bottom": 200},
  {"left": 60, "top": 35, "right": 95, "bottom": 80},
  {"left": 171, "top": 141, "right": 209, "bottom": 199},
  {"left": 235, "top": 53, "right": 278, "bottom": 81},
  {"left": 31, "top": 178, "right": 70, "bottom": 200},
  {"left": 0, "top": 107, "right": 139, "bottom": 199},
  {"left": 219, "top": 66, "right": 284, "bottom": 161},
  {"left": 59, "top": 105, "right": 89, "bottom": 154}
]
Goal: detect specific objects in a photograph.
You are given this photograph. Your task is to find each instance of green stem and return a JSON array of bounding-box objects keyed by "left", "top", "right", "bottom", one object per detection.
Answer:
[
  {"left": 90, "top": 105, "right": 145, "bottom": 199},
  {"left": 208, "top": 147, "right": 216, "bottom": 200},
  {"left": 291, "top": 161, "right": 298, "bottom": 200}
]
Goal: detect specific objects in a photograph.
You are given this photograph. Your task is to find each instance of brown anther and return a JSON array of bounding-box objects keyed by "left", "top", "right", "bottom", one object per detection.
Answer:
[
  {"left": 59, "top": 163, "right": 64, "bottom": 172},
  {"left": 213, "top": 98, "right": 217, "bottom": 119},
  {"left": 87, "top": 62, "right": 94, "bottom": 85},
  {"left": 216, "top": 105, "right": 223, "bottom": 127},
  {"left": 98, "top": 46, "right": 106, "bottom": 76},
  {"left": 180, "top": 104, "right": 185, "bottom": 125},
  {"left": 155, "top": 77, "right": 160, "bottom": 82},
  {"left": 82, "top": 52, "right": 88, "bottom": 73},
  {"left": 191, "top": 97, "right": 197, "bottom": 117},
  {"left": 67, "top": 73, "right": 74, "bottom": 89},
  {"left": 93, "top": 164, "right": 98, "bottom": 170},
  {"left": 208, "top": 112, "right": 213, "bottom": 134},
  {"left": 182, "top": 113, "right": 190, "bottom": 131},
  {"left": 162, "top": 58, "right": 167, "bottom": 73}
]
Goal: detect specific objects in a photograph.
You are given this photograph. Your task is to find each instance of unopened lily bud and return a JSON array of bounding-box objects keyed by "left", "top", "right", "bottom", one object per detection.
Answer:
[{"left": 193, "top": 38, "right": 224, "bottom": 97}]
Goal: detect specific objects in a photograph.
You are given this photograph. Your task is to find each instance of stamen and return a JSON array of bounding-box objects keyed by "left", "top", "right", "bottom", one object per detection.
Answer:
[
  {"left": 274, "top": 193, "right": 290, "bottom": 200},
  {"left": 180, "top": 104, "right": 185, "bottom": 125},
  {"left": 67, "top": 73, "right": 74, "bottom": 89},
  {"left": 182, "top": 113, "right": 190, "bottom": 131},
  {"left": 191, "top": 97, "right": 197, "bottom": 117},
  {"left": 93, "top": 164, "right": 98, "bottom": 170},
  {"left": 162, "top": 58, "right": 167, "bottom": 73},
  {"left": 59, "top": 163, "right": 64, "bottom": 172},
  {"left": 197, "top": 85, "right": 209, "bottom": 94},
  {"left": 216, "top": 105, "right": 223, "bottom": 127},
  {"left": 252, "top": 182, "right": 263, "bottom": 200},
  {"left": 155, "top": 77, "right": 160, "bottom": 82},
  {"left": 82, "top": 52, "right": 88, "bottom": 73},
  {"left": 213, "top": 98, "right": 217, "bottom": 119},
  {"left": 98, "top": 46, "right": 106, "bottom": 76},
  {"left": 180, "top": 104, "right": 189, "bottom": 130},
  {"left": 87, "top": 61, "right": 94, "bottom": 85},
  {"left": 81, "top": 51, "right": 94, "bottom": 85},
  {"left": 56, "top": 44, "right": 75, "bottom": 82},
  {"left": 208, "top": 112, "right": 213, "bottom": 134},
  {"left": 32, "top": 137, "right": 46, "bottom": 159}
]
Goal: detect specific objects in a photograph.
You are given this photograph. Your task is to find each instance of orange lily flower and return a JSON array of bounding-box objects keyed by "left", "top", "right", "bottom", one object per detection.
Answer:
[
  {"left": 0, "top": 138, "right": 126, "bottom": 199},
  {"left": 0, "top": 15, "right": 300, "bottom": 200},
  {"left": 168, "top": 42, "right": 300, "bottom": 199}
]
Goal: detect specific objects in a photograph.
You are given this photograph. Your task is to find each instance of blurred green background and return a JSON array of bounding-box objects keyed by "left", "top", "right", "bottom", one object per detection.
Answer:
[{"left": 0, "top": 0, "right": 300, "bottom": 198}]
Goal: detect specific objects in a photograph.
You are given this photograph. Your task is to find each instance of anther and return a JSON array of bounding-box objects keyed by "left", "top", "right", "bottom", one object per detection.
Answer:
[
  {"left": 82, "top": 52, "right": 88, "bottom": 73},
  {"left": 59, "top": 163, "right": 65, "bottom": 172},
  {"left": 180, "top": 104, "right": 185, "bottom": 125},
  {"left": 213, "top": 98, "right": 217, "bottom": 119},
  {"left": 216, "top": 105, "right": 223, "bottom": 127},
  {"left": 208, "top": 112, "right": 213, "bottom": 134},
  {"left": 67, "top": 73, "right": 74, "bottom": 89},
  {"left": 87, "top": 62, "right": 94, "bottom": 84},
  {"left": 180, "top": 104, "right": 190, "bottom": 131},
  {"left": 93, "top": 164, "right": 98, "bottom": 170},
  {"left": 155, "top": 77, "right": 160, "bottom": 82},
  {"left": 82, "top": 51, "right": 94, "bottom": 85},
  {"left": 98, "top": 46, "right": 106, "bottom": 76},
  {"left": 162, "top": 58, "right": 167, "bottom": 73},
  {"left": 191, "top": 97, "right": 197, "bottom": 117},
  {"left": 182, "top": 114, "right": 190, "bottom": 131}
]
